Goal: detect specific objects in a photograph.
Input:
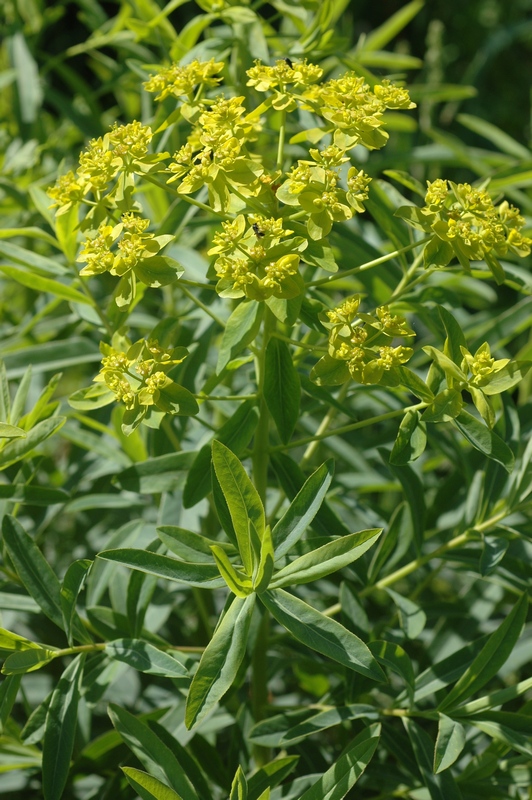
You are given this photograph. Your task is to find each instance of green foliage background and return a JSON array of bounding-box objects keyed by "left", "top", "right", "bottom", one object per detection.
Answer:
[{"left": 1, "top": 1, "right": 532, "bottom": 799}]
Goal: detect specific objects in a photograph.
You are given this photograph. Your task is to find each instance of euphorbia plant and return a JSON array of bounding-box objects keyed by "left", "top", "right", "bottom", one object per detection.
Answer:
[{"left": 1, "top": 2, "right": 532, "bottom": 799}]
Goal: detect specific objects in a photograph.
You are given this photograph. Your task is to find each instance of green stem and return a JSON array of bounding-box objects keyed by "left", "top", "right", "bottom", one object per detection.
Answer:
[
  {"left": 276, "top": 109, "right": 287, "bottom": 170},
  {"left": 300, "top": 382, "right": 350, "bottom": 467},
  {"left": 307, "top": 236, "right": 432, "bottom": 288},
  {"left": 142, "top": 174, "right": 232, "bottom": 219},
  {"left": 323, "top": 507, "right": 510, "bottom": 618},
  {"left": 269, "top": 402, "right": 426, "bottom": 454},
  {"left": 252, "top": 307, "right": 275, "bottom": 506},
  {"left": 180, "top": 284, "right": 226, "bottom": 328},
  {"left": 251, "top": 607, "right": 271, "bottom": 766}
]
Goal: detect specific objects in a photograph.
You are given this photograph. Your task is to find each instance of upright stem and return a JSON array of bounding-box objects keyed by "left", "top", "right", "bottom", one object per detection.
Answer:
[
  {"left": 252, "top": 307, "right": 275, "bottom": 507},
  {"left": 300, "top": 382, "right": 350, "bottom": 467}
]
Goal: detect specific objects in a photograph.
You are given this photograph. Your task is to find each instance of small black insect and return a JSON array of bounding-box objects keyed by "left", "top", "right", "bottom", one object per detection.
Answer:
[
  {"left": 252, "top": 223, "right": 265, "bottom": 238},
  {"left": 284, "top": 57, "right": 293, "bottom": 69}
]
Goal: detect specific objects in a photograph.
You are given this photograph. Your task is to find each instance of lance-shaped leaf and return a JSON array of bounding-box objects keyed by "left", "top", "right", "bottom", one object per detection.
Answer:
[
  {"left": 469, "top": 711, "right": 532, "bottom": 758},
  {"left": 297, "top": 723, "right": 381, "bottom": 800},
  {"left": 157, "top": 526, "right": 235, "bottom": 563},
  {"left": 211, "top": 545, "right": 253, "bottom": 597},
  {"left": 97, "top": 549, "right": 225, "bottom": 589},
  {"left": 390, "top": 410, "right": 427, "bottom": 465},
  {"left": 211, "top": 440, "right": 265, "bottom": 574},
  {"left": 263, "top": 338, "right": 300, "bottom": 444},
  {"left": 2, "top": 647, "right": 57, "bottom": 675},
  {"left": 217, "top": 300, "right": 262, "bottom": 373},
  {"left": 439, "top": 592, "right": 528, "bottom": 712},
  {"left": 386, "top": 588, "right": 426, "bottom": 639},
  {"left": 269, "top": 529, "right": 381, "bottom": 589},
  {"left": 247, "top": 756, "right": 299, "bottom": 800},
  {"left": 230, "top": 766, "right": 248, "bottom": 800},
  {"left": 122, "top": 768, "right": 184, "bottom": 800},
  {"left": 60, "top": 559, "right": 92, "bottom": 646},
  {"left": 434, "top": 714, "right": 466, "bottom": 774},
  {"left": 105, "top": 640, "right": 189, "bottom": 678},
  {"left": 0, "top": 627, "right": 41, "bottom": 654},
  {"left": 249, "top": 705, "right": 378, "bottom": 748},
  {"left": 272, "top": 460, "right": 334, "bottom": 559},
  {"left": 186, "top": 594, "right": 256, "bottom": 728},
  {"left": 0, "top": 423, "right": 26, "bottom": 439},
  {"left": 2, "top": 515, "right": 63, "bottom": 629},
  {"left": 253, "top": 525, "right": 275, "bottom": 593},
  {"left": 261, "top": 589, "right": 384, "bottom": 681},
  {"left": 481, "top": 361, "right": 532, "bottom": 395},
  {"left": 109, "top": 704, "right": 197, "bottom": 800},
  {"left": 403, "top": 718, "right": 463, "bottom": 800},
  {"left": 423, "top": 346, "right": 467, "bottom": 383},
  {"left": 454, "top": 410, "right": 514, "bottom": 472},
  {"left": 0, "top": 416, "right": 65, "bottom": 470},
  {"left": 42, "top": 654, "right": 84, "bottom": 800},
  {"left": 369, "top": 640, "right": 415, "bottom": 701}
]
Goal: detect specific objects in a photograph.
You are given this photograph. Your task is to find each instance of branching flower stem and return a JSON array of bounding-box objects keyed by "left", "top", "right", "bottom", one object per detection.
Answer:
[{"left": 308, "top": 236, "right": 432, "bottom": 287}]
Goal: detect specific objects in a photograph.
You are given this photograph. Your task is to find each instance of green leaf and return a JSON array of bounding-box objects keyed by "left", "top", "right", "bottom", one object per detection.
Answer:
[
  {"left": 264, "top": 339, "right": 300, "bottom": 444},
  {"left": 261, "top": 589, "right": 384, "bottom": 681},
  {"left": 0, "top": 627, "right": 40, "bottom": 653},
  {"left": 434, "top": 714, "right": 466, "bottom": 774},
  {"left": 60, "top": 559, "right": 92, "bottom": 646},
  {"left": 421, "top": 388, "right": 463, "bottom": 423},
  {"left": 109, "top": 705, "right": 197, "bottom": 800},
  {"left": 183, "top": 400, "right": 258, "bottom": 507},
  {"left": 122, "top": 767, "right": 184, "bottom": 800},
  {"left": 438, "top": 306, "right": 468, "bottom": 366},
  {"left": 217, "top": 301, "right": 262, "bottom": 373},
  {"left": 272, "top": 460, "right": 334, "bottom": 558},
  {"left": 270, "top": 529, "right": 381, "bottom": 588},
  {"left": 481, "top": 362, "right": 532, "bottom": 395},
  {"left": 423, "top": 235, "right": 454, "bottom": 268},
  {"left": 361, "top": 0, "right": 423, "bottom": 49},
  {"left": 105, "top": 639, "right": 189, "bottom": 678},
  {"left": 403, "top": 718, "right": 463, "bottom": 800},
  {"left": 2, "top": 515, "right": 63, "bottom": 628},
  {"left": 383, "top": 170, "right": 425, "bottom": 196},
  {"left": 438, "top": 592, "right": 528, "bottom": 712},
  {"left": 185, "top": 594, "right": 256, "bottom": 728},
  {"left": 230, "top": 766, "right": 248, "bottom": 800},
  {"left": 116, "top": 451, "right": 196, "bottom": 493},
  {"left": 0, "top": 416, "right": 65, "bottom": 469},
  {"left": 211, "top": 440, "right": 265, "bottom": 575},
  {"left": 386, "top": 588, "right": 426, "bottom": 639},
  {"left": 2, "top": 647, "right": 57, "bottom": 674},
  {"left": 211, "top": 545, "right": 254, "bottom": 597},
  {"left": 249, "top": 705, "right": 378, "bottom": 748},
  {"left": 0, "top": 240, "right": 67, "bottom": 277},
  {"left": 157, "top": 526, "right": 234, "bottom": 563},
  {"left": 423, "top": 346, "right": 467, "bottom": 383},
  {"left": 0, "top": 674, "right": 21, "bottom": 733},
  {"left": 454, "top": 410, "right": 515, "bottom": 472},
  {"left": 385, "top": 457, "right": 425, "bottom": 553},
  {"left": 134, "top": 255, "right": 183, "bottom": 286},
  {"left": 0, "top": 266, "right": 90, "bottom": 305},
  {"left": 0, "top": 423, "right": 26, "bottom": 439},
  {"left": 479, "top": 534, "right": 509, "bottom": 576},
  {"left": 97, "top": 549, "right": 225, "bottom": 589},
  {"left": 368, "top": 640, "right": 415, "bottom": 700},
  {"left": 457, "top": 113, "right": 532, "bottom": 159},
  {"left": 310, "top": 354, "right": 350, "bottom": 386},
  {"left": 469, "top": 711, "right": 532, "bottom": 758},
  {"left": 297, "top": 723, "right": 381, "bottom": 800},
  {"left": 390, "top": 410, "right": 427, "bottom": 464},
  {"left": 396, "top": 366, "right": 434, "bottom": 402},
  {"left": 253, "top": 524, "right": 275, "bottom": 593},
  {"left": 247, "top": 757, "right": 299, "bottom": 800},
  {"left": 42, "top": 654, "right": 83, "bottom": 800}
]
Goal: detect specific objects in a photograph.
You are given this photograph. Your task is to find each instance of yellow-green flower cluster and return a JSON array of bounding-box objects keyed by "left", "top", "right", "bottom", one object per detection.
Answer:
[
  {"left": 143, "top": 58, "right": 224, "bottom": 102},
  {"left": 312, "top": 296, "right": 414, "bottom": 385},
  {"left": 167, "top": 96, "right": 263, "bottom": 212},
  {"left": 77, "top": 213, "right": 173, "bottom": 279},
  {"left": 208, "top": 214, "right": 306, "bottom": 300},
  {"left": 400, "top": 180, "right": 532, "bottom": 274},
  {"left": 48, "top": 121, "right": 165, "bottom": 213},
  {"left": 276, "top": 148, "right": 371, "bottom": 240},
  {"left": 246, "top": 58, "right": 323, "bottom": 111},
  {"left": 302, "top": 74, "right": 415, "bottom": 150},
  {"left": 95, "top": 337, "right": 198, "bottom": 433}
]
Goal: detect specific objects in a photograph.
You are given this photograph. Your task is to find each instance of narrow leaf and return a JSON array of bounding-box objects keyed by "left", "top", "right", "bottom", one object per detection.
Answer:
[
  {"left": 42, "top": 654, "right": 83, "bottom": 800},
  {"left": 186, "top": 595, "right": 256, "bottom": 728},
  {"left": 439, "top": 593, "right": 528, "bottom": 712},
  {"left": 434, "top": 714, "right": 466, "bottom": 774},
  {"left": 97, "top": 549, "right": 225, "bottom": 589},
  {"left": 122, "top": 767, "right": 184, "bottom": 800},
  {"left": 298, "top": 723, "right": 381, "bottom": 800},
  {"left": 264, "top": 338, "right": 300, "bottom": 444},
  {"left": 105, "top": 639, "right": 189, "bottom": 678},
  {"left": 261, "top": 589, "right": 384, "bottom": 681},
  {"left": 454, "top": 410, "right": 515, "bottom": 471}
]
